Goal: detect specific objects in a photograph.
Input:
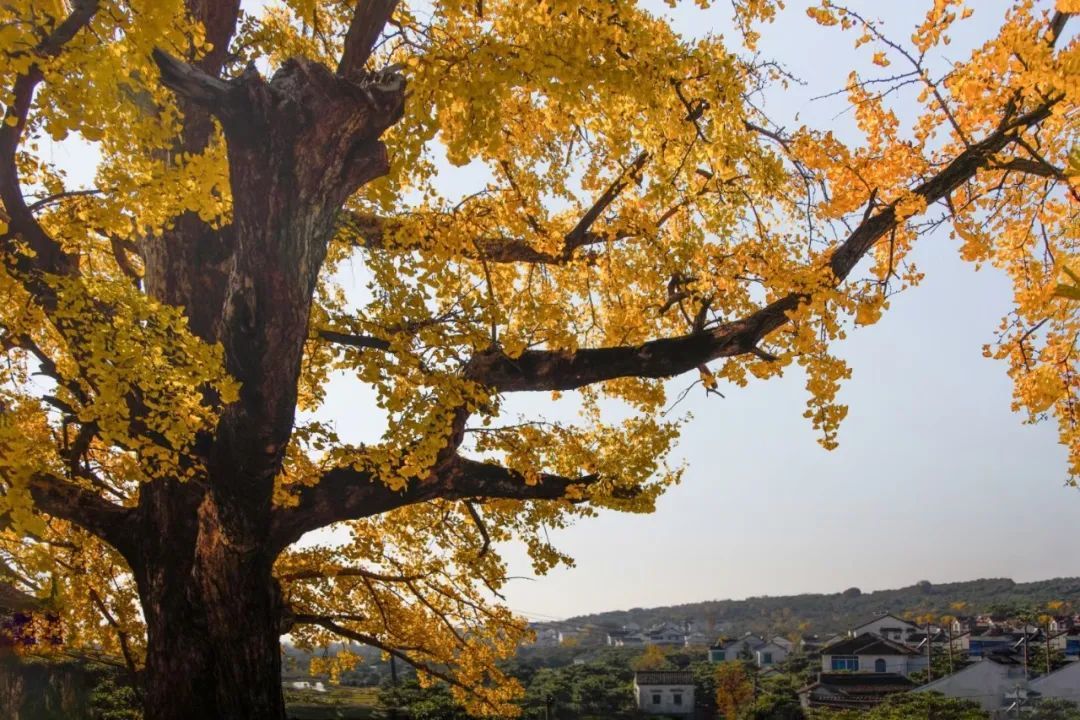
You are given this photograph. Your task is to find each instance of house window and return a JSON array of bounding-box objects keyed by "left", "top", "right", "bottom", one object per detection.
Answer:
[
  {"left": 673, "top": 693, "right": 683, "bottom": 706},
  {"left": 762, "top": 652, "right": 773, "bottom": 665},
  {"left": 831, "top": 656, "right": 859, "bottom": 671},
  {"left": 874, "top": 658, "right": 887, "bottom": 673},
  {"left": 652, "top": 693, "right": 661, "bottom": 705}
]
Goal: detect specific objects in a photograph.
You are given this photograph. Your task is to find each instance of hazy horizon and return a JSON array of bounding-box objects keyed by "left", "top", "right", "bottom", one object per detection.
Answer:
[{"left": 550, "top": 573, "right": 1080, "bottom": 623}]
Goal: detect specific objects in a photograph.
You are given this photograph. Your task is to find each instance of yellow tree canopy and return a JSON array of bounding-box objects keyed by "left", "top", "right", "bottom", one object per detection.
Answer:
[{"left": 0, "top": 0, "right": 1076, "bottom": 716}]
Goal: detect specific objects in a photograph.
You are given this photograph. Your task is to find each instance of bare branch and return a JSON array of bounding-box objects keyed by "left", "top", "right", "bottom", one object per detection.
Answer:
[
  {"left": 317, "top": 329, "right": 391, "bottom": 351},
  {"left": 994, "top": 157, "right": 1064, "bottom": 180},
  {"left": 89, "top": 587, "right": 142, "bottom": 697},
  {"left": 565, "top": 151, "right": 649, "bottom": 250},
  {"left": 463, "top": 501, "right": 490, "bottom": 559}
]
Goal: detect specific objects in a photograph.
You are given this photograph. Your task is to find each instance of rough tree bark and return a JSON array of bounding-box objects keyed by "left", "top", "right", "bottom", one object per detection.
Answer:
[{"left": 127, "top": 15, "right": 407, "bottom": 715}]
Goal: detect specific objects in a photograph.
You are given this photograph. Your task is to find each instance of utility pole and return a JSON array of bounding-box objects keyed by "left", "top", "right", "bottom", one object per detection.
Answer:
[
  {"left": 1044, "top": 618, "right": 1053, "bottom": 676},
  {"left": 1022, "top": 626, "right": 1029, "bottom": 680},
  {"left": 926, "top": 620, "right": 933, "bottom": 682},
  {"left": 946, "top": 622, "right": 955, "bottom": 675}
]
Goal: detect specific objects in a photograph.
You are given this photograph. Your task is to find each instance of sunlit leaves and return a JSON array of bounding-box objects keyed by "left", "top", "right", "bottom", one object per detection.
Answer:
[{"left": 0, "top": 0, "right": 1077, "bottom": 714}]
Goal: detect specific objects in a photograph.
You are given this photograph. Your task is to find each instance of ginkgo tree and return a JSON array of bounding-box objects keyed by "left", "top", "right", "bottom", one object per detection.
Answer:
[{"left": 0, "top": 0, "right": 1076, "bottom": 718}]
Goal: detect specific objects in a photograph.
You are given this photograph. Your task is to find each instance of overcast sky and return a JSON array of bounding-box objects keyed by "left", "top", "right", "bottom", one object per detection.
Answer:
[{"left": 50, "top": 0, "right": 1077, "bottom": 622}]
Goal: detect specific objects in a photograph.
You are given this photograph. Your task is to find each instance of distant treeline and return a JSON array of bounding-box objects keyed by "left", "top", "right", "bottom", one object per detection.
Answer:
[{"left": 556, "top": 577, "right": 1080, "bottom": 638}]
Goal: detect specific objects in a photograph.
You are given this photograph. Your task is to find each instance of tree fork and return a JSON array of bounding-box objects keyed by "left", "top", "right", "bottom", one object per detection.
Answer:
[{"left": 125, "top": 17, "right": 408, "bottom": 720}]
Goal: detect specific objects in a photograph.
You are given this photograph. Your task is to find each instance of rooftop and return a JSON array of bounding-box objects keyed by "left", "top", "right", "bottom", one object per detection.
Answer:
[
  {"left": 822, "top": 632, "right": 919, "bottom": 657},
  {"left": 634, "top": 671, "right": 695, "bottom": 686}
]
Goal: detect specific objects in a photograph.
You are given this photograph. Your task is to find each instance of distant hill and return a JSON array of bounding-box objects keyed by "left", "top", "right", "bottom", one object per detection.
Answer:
[{"left": 558, "top": 577, "right": 1080, "bottom": 638}]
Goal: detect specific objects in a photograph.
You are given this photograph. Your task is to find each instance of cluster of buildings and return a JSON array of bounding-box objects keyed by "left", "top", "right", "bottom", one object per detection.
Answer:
[
  {"left": 629, "top": 612, "right": 1080, "bottom": 717},
  {"left": 797, "top": 613, "right": 1080, "bottom": 718},
  {"left": 530, "top": 620, "right": 718, "bottom": 648},
  {"left": 607, "top": 622, "right": 714, "bottom": 648}
]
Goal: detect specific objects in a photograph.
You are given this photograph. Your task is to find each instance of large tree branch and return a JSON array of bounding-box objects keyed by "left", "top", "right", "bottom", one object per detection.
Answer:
[
  {"left": 338, "top": 0, "right": 400, "bottom": 76},
  {"left": 187, "top": 0, "right": 242, "bottom": 76},
  {"left": 0, "top": 0, "right": 99, "bottom": 286},
  {"left": 340, "top": 151, "right": 649, "bottom": 265},
  {"left": 281, "top": 567, "right": 427, "bottom": 583},
  {"left": 461, "top": 101, "right": 1058, "bottom": 394},
  {"left": 340, "top": 211, "right": 627, "bottom": 265},
  {"left": 26, "top": 473, "right": 137, "bottom": 561},
  {"left": 269, "top": 456, "right": 599, "bottom": 552}
]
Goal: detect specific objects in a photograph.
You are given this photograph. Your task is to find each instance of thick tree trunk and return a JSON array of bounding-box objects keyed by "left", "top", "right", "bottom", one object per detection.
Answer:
[
  {"left": 127, "top": 36, "right": 407, "bottom": 720},
  {"left": 135, "top": 483, "right": 287, "bottom": 720}
]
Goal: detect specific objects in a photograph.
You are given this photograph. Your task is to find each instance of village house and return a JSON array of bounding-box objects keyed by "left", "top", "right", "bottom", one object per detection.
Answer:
[
  {"left": 1029, "top": 659, "right": 1080, "bottom": 704},
  {"left": 530, "top": 626, "right": 561, "bottom": 647},
  {"left": 966, "top": 627, "right": 1024, "bottom": 659},
  {"left": 952, "top": 616, "right": 979, "bottom": 635},
  {"left": 642, "top": 623, "right": 688, "bottom": 647},
  {"left": 1049, "top": 615, "right": 1079, "bottom": 634},
  {"left": 607, "top": 630, "right": 645, "bottom": 647},
  {"left": 755, "top": 640, "right": 790, "bottom": 667},
  {"left": 1050, "top": 630, "right": 1080, "bottom": 661},
  {"left": 849, "top": 613, "right": 921, "bottom": 643},
  {"left": 771, "top": 636, "right": 795, "bottom": 652},
  {"left": 557, "top": 628, "right": 583, "bottom": 645},
  {"left": 708, "top": 633, "right": 766, "bottom": 663},
  {"left": 913, "top": 652, "right": 1026, "bottom": 717},
  {"left": 800, "top": 634, "right": 827, "bottom": 654},
  {"left": 908, "top": 627, "right": 950, "bottom": 650},
  {"left": 633, "top": 671, "right": 695, "bottom": 716},
  {"left": 819, "top": 633, "right": 928, "bottom": 676},
  {"left": 683, "top": 631, "right": 713, "bottom": 647},
  {"left": 797, "top": 672, "right": 914, "bottom": 711}
]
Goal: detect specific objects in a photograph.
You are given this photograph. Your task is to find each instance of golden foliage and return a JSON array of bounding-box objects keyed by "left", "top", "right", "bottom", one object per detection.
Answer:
[{"left": 0, "top": 0, "right": 1076, "bottom": 714}]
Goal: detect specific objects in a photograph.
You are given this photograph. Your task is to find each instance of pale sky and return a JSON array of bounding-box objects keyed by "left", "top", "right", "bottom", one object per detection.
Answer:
[{"left": 48, "top": 1, "right": 1078, "bottom": 623}]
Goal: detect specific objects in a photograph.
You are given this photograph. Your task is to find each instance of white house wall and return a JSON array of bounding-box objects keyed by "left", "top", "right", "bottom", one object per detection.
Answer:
[
  {"left": 852, "top": 616, "right": 918, "bottom": 641},
  {"left": 635, "top": 684, "right": 695, "bottom": 715},
  {"left": 820, "top": 653, "right": 928, "bottom": 676},
  {"left": 756, "top": 644, "right": 790, "bottom": 667}
]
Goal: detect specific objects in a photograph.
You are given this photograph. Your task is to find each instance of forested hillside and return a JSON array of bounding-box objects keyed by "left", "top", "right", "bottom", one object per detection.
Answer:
[{"left": 561, "top": 577, "right": 1080, "bottom": 637}]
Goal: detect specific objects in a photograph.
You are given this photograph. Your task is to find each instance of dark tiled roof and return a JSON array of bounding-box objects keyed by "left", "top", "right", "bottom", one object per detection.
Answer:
[
  {"left": 634, "top": 671, "right": 695, "bottom": 686},
  {"left": 799, "top": 672, "right": 914, "bottom": 710},
  {"left": 711, "top": 634, "right": 765, "bottom": 650},
  {"left": 983, "top": 650, "right": 1021, "bottom": 665},
  {"left": 853, "top": 614, "right": 917, "bottom": 630},
  {"left": 800, "top": 672, "right": 915, "bottom": 693},
  {"left": 822, "top": 633, "right": 918, "bottom": 657}
]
